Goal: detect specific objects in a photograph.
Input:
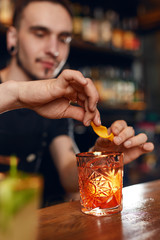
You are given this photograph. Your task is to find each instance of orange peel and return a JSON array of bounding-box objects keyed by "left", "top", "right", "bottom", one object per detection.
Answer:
[{"left": 90, "top": 121, "right": 114, "bottom": 141}]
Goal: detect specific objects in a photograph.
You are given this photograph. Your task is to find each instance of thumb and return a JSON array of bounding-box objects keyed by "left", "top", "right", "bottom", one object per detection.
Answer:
[{"left": 62, "top": 105, "right": 85, "bottom": 123}]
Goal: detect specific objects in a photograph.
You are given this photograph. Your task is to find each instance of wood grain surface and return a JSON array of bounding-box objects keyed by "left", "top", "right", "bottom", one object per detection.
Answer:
[{"left": 38, "top": 180, "right": 160, "bottom": 240}]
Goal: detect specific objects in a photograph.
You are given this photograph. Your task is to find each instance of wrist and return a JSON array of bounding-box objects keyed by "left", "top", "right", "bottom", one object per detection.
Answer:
[{"left": 3, "top": 80, "right": 21, "bottom": 110}]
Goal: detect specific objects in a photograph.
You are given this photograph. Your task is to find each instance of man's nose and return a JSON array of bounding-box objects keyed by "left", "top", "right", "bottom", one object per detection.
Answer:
[{"left": 46, "top": 36, "right": 59, "bottom": 57}]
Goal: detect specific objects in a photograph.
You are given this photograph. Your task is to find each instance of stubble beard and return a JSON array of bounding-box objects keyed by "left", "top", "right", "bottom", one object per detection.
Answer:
[
  {"left": 16, "top": 51, "right": 67, "bottom": 80},
  {"left": 16, "top": 52, "right": 57, "bottom": 81},
  {"left": 16, "top": 52, "right": 41, "bottom": 81}
]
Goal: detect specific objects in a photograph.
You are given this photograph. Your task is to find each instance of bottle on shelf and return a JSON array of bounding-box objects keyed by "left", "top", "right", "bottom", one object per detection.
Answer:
[
  {"left": 0, "top": 0, "right": 13, "bottom": 25},
  {"left": 72, "top": 3, "right": 83, "bottom": 40},
  {"left": 132, "top": 60, "right": 145, "bottom": 103},
  {"left": 77, "top": 64, "right": 145, "bottom": 109},
  {"left": 82, "top": 6, "right": 99, "bottom": 44},
  {"left": 122, "top": 18, "right": 141, "bottom": 52},
  {"left": 72, "top": 3, "right": 141, "bottom": 53},
  {"left": 81, "top": 5, "right": 92, "bottom": 42},
  {"left": 98, "top": 9, "right": 113, "bottom": 48},
  {"left": 111, "top": 12, "right": 124, "bottom": 50}
]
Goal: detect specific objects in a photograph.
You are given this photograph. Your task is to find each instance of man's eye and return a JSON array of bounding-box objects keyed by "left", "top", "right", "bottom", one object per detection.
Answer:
[
  {"left": 59, "top": 36, "right": 72, "bottom": 44},
  {"left": 34, "top": 31, "right": 45, "bottom": 37}
]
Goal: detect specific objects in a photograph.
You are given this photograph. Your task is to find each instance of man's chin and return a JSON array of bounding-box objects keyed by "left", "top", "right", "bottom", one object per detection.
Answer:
[
  {"left": 29, "top": 63, "right": 64, "bottom": 80},
  {"left": 36, "top": 60, "right": 66, "bottom": 79},
  {"left": 53, "top": 60, "right": 67, "bottom": 77}
]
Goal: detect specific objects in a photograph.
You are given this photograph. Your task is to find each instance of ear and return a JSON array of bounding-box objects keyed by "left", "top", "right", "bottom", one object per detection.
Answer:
[{"left": 7, "top": 26, "right": 18, "bottom": 54}]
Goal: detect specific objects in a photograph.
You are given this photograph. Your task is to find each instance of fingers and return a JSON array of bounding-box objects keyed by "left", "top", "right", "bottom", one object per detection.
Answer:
[
  {"left": 113, "top": 126, "right": 135, "bottom": 145},
  {"left": 123, "top": 142, "right": 155, "bottom": 164},
  {"left": 142, "top": 142, "right": 154, "bottom": 152},
  {"left": 71, "top": 77, "right": 99, "bottom": 113},
  {"left": 109, "top": 120, "right": 127, "bottom": 135},
  {"left": 83, "top": 78, "right": 99, "bottom": 112},
  {"left": 61, "top": 104, "right": 96, "bottom": 124},
  {"left": 59, "top": 69, "right": 87, "bottom": 86},
  {"left": 110, "top": 120, "right": 154, "bottom": 165},
  {"left": 123, "top": 133, "right": 147, "bottom": 148},
  {"left": 109, "top": 119, "right": 154, "bottom": 151},
  {"left": 62, "top": 105, "right": 86, "bottom": 122},
  {"left": 91, "top": 119, "right": 154, "bottom": 165},
  {"left": 67, "top": 91, "right": 101, "bottom": 126},
  {"left": 83, "top": 109, "right": 101, "bottom": 127},
  {"left": 58, "top": 70, "right": 100, "bottom": 115},
  {"left": 63, "top": 102, "right": 101, "bottom": 127},
  {"left": 113, "top": 127, "right": 154, "bottom": 152},
  {"left": 109, "top": 120, "right": 135, "bottom": 145}
]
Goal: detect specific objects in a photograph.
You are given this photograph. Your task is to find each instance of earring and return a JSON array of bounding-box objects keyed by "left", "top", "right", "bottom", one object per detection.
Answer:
[
  {"left": 9, "top": 46, "right": 17, "bottom": 55},
  {"left": 9, "top": 46, "right": 15, "bottom": 53}
]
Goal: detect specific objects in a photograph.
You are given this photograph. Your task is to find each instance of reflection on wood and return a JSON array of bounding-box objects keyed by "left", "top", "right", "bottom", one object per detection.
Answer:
[{"left": 38, "top": 180, "right": 160, "bottom": 240}]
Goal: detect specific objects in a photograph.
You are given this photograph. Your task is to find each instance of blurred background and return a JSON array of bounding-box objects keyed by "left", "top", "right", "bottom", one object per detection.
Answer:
[{"left": 1, "top": 0, "right": 160, "bottom": 187}]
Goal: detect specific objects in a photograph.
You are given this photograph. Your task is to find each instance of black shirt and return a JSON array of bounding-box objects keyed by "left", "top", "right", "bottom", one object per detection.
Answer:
[
  {"left": 0, "top": 109, "right": 69, "bottom": 171},
  {"left": 0, "top": 77, "right": 73, "bottom": 206}
]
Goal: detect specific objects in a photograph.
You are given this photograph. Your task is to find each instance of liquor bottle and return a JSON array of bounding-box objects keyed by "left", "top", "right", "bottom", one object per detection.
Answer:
[
  {"left": 72, "top": 3, "right": 83, "bottom": 40},
  {"left": 122, "top": 18, "right": 136, "bottom": 51},
  {"left": 111, "top": 12, "right": 124, "bottom": 50},
  {"left": 124, "top": 70, "right": 135, "bottom": 103},
  {"left": 99, "top": 10, "right": 112, "bottom": 48},
  {"left": 82, "top": 5, "right": 93, "bottom": 43},
  {"left": 0, "top": 0, "right": 13, "bottom": 25},
  {"left": 85, "top": 7, "right": 99, "bottom": 44},
  {"left": 132, "top": 61, "right": 144, "bottom": 103}
]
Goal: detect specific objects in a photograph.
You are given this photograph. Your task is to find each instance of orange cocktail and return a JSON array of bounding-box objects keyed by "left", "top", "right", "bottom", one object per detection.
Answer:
[{"left": 76, "top": 152, "right": 123, "bottom": 216}]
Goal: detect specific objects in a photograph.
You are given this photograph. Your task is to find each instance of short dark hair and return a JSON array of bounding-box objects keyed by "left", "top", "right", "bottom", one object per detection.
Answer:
[{"left": 13, "top": 0, "right": 73, "bottom": 28}]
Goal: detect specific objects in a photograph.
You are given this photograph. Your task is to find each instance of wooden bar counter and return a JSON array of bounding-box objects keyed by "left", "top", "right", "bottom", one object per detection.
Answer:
[{"left": 38, "top": 180, "right": 160, "bottom": 240}]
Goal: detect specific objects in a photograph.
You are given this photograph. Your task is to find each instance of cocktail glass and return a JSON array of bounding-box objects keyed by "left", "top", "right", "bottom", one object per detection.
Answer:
[
  {"left": 0, "top": 172, "right": 43, "bottom": 240},
  {"left": 76, "top": 151, "right": 123, "bottom": 216}
]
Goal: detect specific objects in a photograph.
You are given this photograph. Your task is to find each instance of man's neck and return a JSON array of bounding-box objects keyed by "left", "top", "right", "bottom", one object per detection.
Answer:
[{"left": 0, "top": 58, "right": 32, "bottom": 83}]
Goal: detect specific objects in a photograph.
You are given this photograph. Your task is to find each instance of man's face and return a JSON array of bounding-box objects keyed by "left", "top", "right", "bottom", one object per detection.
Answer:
[{"left": 15, "top": 2, "right": 73, "bottom": 80}]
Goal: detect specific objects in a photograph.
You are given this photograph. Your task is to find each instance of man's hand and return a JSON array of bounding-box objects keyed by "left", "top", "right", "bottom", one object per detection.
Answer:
[
  {"left": 3, "top": 70, "right": 101, "bottom": 127},
  {"left": 91, "top": 120, "right": 154, "bottom": 164}
]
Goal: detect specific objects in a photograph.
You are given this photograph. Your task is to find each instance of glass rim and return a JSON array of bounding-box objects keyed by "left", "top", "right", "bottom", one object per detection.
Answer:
[{"left": 76, "top": 151, "right": 123, "bottom": 157}]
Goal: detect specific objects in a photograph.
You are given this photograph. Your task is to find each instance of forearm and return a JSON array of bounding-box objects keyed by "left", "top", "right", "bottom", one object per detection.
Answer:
[
  {"left": 0, "top": 79, "right": 58, "bottom": 114},
  {"left": 59, "top": 160, "right": 79, "bottom": 193},
  {"left": 0, "top": 80, "right": 20, "bottom": 113},
  {"left": 50, "top": 136, "right": 79, "bottom": 193}
]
